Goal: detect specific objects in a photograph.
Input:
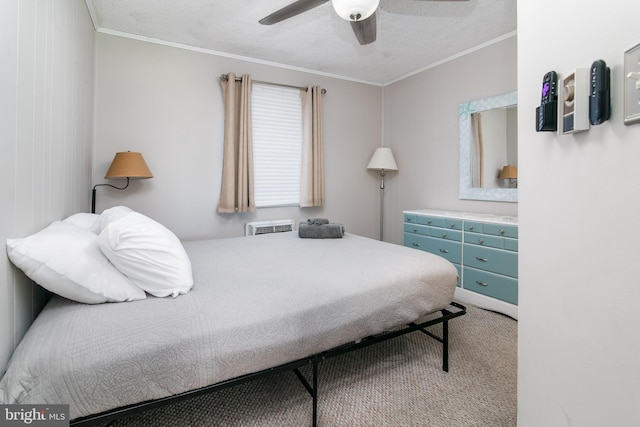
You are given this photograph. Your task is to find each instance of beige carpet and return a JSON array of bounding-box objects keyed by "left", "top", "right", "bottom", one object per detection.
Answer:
[{"left": 103, "top": 304, "right": 517, "bottom": 427}]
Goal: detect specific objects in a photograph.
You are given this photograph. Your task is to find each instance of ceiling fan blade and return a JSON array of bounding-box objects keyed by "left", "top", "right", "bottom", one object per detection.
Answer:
[
  {"left": 350, "top": 13, "right": 376, "bottom": 45},
  {"left": 259, "top": 0, "right": 330, "bottom": 25}
]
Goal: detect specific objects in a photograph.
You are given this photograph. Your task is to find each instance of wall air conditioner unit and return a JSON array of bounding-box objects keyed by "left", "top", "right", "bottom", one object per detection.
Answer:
[{"left": 245, "top": 219, "right": 295, "bottom": 236}]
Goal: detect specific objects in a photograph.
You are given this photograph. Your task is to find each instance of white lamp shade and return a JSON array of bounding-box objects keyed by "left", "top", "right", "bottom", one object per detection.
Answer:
[
  {"left": 367, "top": 147, "right": 398, "bottom": 171},
  {"left": 332, "top": 0, "right": 380, "bottom": 21}
]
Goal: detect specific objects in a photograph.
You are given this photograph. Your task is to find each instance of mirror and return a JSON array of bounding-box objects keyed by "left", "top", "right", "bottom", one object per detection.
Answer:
[{"left": 459, "top": 91, "right": 518, "bottom": 202}]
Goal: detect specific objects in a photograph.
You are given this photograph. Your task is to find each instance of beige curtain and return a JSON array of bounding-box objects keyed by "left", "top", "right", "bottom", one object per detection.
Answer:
[
  {"left": 471, "top": 112, "right": 484, "bottom": 188},
  {"left": 300, "top": 86, "right": 324, "bottom": 207},
  {"left": 217, "top": 73, "right": 255, "bottom": 213}
]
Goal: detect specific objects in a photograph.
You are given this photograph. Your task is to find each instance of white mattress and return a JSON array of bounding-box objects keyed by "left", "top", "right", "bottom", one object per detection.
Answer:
[{"left": 0, "top": 232, "right": 457, "bottom": 420}]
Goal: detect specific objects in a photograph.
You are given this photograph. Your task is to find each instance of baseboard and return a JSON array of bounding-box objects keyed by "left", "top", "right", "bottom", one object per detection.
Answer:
[{"left": 454, "top": 287, "right": 518, "bottom": 320}]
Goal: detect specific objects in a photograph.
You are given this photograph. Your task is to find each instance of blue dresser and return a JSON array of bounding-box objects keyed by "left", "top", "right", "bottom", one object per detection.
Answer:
[
  {"left": 403, "top": 213, "right": 463, "bottom": 283},
  {"left": 404, "top": 210, "right": 518, "bottom": 319}
]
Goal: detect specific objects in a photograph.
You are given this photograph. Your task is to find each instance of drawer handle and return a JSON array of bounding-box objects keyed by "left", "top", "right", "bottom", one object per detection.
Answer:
[
  {"left": 479, "top": 239, "right": 484, "bottom": 244},
  {"left": 412, "top": 242, "right": 420, "bottom": 247},
  {"left": 468, "top": 225, "right": 474, "bottom": 231},
  {"left": 439, "top": 249, "right": 449, "bottom": 254},
  {"left": 427, "top": 220, "right": 432, "bottom": 224},
  {"left": 450, "top": 224, "right": 456, "bottom": 228},
  {"left": 475, "top": 280, "right": 489, "bottom": 287},
  {"left": 499, "top": 229, "right": 505, "bottom": 235},
  {"left": 413, "top": 228, "right": 417, "bottom": 232},
  {"left": 407, "top": 218, "right": 412, "bottom": 222},
  {"left": 442, "top": 233, "right": 447, "bottom": 238},
  {"left": 475, "top": 256, "right": 488, "bottom": 262}
]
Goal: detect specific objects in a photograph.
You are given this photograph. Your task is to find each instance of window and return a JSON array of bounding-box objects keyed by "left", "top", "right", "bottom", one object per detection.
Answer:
[{"left": 251, "top": 83, "right": 303, "bottom": 207}]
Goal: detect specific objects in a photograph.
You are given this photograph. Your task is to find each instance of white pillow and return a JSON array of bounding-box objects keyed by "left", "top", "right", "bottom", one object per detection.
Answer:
[
  {"left": 63, "top": 212, "right": 101, "bottom": 234},
  {"left": 98, "top": 211, "right": 193, "bottom": 298},
  {"left": 6, "top": 222, "right": 146, "bottom": 304},
  {"left": 99, "top": 206, "right": 134, "bottom": 232}
]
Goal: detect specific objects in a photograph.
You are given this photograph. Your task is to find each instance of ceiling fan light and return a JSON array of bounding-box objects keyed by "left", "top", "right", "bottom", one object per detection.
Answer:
[{"left": 331, "top": 0, "right": 380, "bottom": 21}]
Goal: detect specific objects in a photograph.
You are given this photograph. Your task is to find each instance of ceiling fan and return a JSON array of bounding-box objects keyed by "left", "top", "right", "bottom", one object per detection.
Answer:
[{"left": 259, "top": 0, "right": 467, "bottom": 46}]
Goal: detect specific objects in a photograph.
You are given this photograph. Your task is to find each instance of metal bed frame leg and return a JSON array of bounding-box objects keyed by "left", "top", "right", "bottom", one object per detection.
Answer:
[
  {"left": 293, "top": 361, "right": 319, "bottom": 427},
  {"left": 410, "top": 307, "right": 458, "bottom": 373},
  {"left": 312, "top": 362, "right": 318, "bottom": 427},
  {"left": 442, "top": 318, "right": 449, "bottom": 372}
]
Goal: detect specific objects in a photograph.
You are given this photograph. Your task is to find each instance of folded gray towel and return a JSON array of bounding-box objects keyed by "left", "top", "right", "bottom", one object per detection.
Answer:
[
  {"left": 306, "top": 218, "right": 330, "bottom": 225},
  {"left": 299, "top": 222, "right": 345, "bottom": 239}
]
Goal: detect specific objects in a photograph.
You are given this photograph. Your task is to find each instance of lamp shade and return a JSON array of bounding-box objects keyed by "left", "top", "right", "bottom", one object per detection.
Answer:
[
  {"left": 332, "top": 0, "right": 380, "bottom": 21},
  {"left": 104, "top": 152, "right": 153, "bottom": 179},
  {"left": 367, "top": 147, "right": 398, "bottom": 171},
  {"left": 498, "top": 165, "right": 518, "bottom": 180}
]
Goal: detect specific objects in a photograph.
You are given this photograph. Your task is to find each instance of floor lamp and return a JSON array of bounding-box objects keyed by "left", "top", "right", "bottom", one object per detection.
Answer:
[
  {"left": 367, "top": 147, "right": 398, "bottom": 241},
  {"left": 91, "top": 151, "right": 153, "bottom": 213}
]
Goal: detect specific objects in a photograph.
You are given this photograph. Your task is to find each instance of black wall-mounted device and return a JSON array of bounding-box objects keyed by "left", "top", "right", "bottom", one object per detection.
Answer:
[
  {"left": 589, "top": 59, "right": 611, "bottom": 125},
  {"left": 536, "top": 71, "right": 558, "bottom": 132}
]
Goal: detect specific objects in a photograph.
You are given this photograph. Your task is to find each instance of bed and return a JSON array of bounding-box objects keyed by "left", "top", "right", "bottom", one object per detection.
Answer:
[{"left": 0, "top": 209, "right": 464, "bottom": 426}]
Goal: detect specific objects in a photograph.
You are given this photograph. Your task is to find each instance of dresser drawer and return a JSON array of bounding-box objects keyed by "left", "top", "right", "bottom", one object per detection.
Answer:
[
  {"left": 404, "top": 234, "right": 462, "bottom": 264},
  {"left": 404, "top": 213, "right": 417, "bottom": 223},
  {"left": 504, "top": 238, "right": 518, "bottom": 252},
  {"left": 482, "top": 223, "right": 518, "bottom": 239},
  {"left": 404, "top": 232, "right": 428, "bottom": 250},
  {"left": 416, "top": 215, "right": 446, "bottom": 228},
  {"left": 464, "top": 221, "right": 484, "bottom": 233},
  {"left": 445, "top": 218, "right": 463, "bottom": 230},
  {"left": 404, "top": 223, "right": 429, "bottom": 235},
  {"left": 463, "top": 244, "right": 518, "bottom": 278},
  {"left": 429, "top": 228, "right": 462, "bottom": 242},
  {"left": 463, "top": 267, "right": 518, "bottom": 305},
  {"left": 421, "top": 236, "right": 462, "bottom": 264},
  {"left": 463, "top": 232, "right": 504, "bottom": 249}
]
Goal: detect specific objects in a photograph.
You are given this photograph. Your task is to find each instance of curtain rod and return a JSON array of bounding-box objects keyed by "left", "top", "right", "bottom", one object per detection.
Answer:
[{"left": 219, "top": 74, "right": 326, "bottom": 94}]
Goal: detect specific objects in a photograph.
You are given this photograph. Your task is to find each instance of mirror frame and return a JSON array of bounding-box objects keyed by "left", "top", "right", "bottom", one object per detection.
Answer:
[{"left": 459, "top": 91, "right": 518, "bottom": 203}]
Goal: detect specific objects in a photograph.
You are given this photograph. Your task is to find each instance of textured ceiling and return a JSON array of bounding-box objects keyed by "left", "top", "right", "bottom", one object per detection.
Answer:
[{"left": 87, "top": 0, "right": 516, "bottom": 85}]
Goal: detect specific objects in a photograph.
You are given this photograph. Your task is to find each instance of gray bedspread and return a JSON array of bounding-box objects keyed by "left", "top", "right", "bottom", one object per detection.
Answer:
[{"left": 0, "top": 232, "right": 457, "bottom": 420}]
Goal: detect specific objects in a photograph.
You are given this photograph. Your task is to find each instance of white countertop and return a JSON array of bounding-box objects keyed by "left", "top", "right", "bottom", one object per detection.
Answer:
[{"left": 403, "top": 209, "right": 518, "bottom": 225}]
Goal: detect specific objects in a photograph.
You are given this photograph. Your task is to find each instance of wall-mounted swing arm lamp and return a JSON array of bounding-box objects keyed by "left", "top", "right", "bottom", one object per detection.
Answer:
[
  {"left": 91, "top": 151, "right": 153, "bottom": 213},
  {"left": 367, "top": 147, "right": 398, "bottom": 241},
  {"left": 498, "top": 164, "right": 518, "bottom": 188}
]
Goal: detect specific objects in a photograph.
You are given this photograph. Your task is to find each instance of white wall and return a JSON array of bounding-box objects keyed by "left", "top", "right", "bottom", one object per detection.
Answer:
[
  {"left": 518, "top": 1, "right": 640, "bottom": 425},
  {"left": 0, "top": 0, "right": 95, "bottom": 374},
  {"left": 93, "top": 33, "right": 383, "bottom": 241},
  {"left": 384, "top": 36, "right": 518, "bottom": 245}
]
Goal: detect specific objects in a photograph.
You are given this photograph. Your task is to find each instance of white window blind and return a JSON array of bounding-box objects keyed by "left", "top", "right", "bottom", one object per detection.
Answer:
[{"left": 251, "top": 83, "right": 302, "bottom": 207}]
